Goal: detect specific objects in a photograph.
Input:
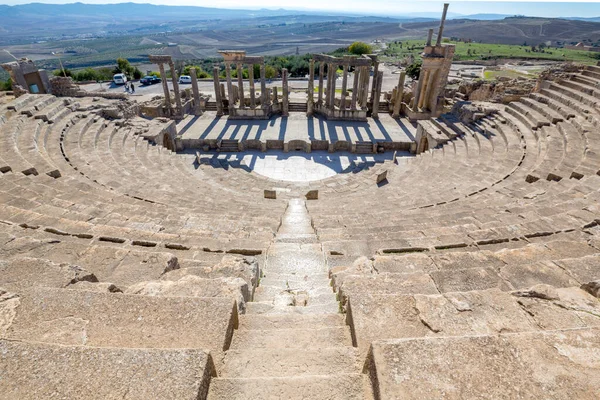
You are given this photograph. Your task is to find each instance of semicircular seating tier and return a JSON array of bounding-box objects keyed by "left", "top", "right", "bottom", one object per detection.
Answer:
[{"left": 0, "top": 64, "right": 599, "bottom": 400}]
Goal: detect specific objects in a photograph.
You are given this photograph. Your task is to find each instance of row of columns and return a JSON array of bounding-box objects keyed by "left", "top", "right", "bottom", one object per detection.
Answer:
[
  {"left": 413, "top": 67, "right": 438, "bottom": 111},
  {"left": 218, "top": 62, "right": 277, "bottom": 116},
  {"left": 310, "top": 60, "right": 373, "bottom": 114},
  {"left": 155, "top": 60, "right": 183, "bottom": 117}
]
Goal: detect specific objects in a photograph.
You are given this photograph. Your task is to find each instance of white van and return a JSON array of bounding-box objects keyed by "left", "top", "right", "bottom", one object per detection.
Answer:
[
  {"left": 113, "top": 73, "right": 127, "bottom": 85},
  {"left": 179, "top": 75, "right": 192, "bottom": 84}
]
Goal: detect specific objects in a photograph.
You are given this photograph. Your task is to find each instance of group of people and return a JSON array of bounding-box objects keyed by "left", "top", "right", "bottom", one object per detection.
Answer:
[{"left": 124, "top": 82, "right": 135, "bottom": 94}]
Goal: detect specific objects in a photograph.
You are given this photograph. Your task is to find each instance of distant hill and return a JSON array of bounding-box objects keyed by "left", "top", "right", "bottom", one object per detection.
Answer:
[{"left": 402, "top": 16, "right": 600, "bottom": 45}]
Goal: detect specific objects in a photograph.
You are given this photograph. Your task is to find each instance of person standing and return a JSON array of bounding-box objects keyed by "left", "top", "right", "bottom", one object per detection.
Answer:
[{"left": 130, "top": 82, "right": 135, "bottom": 94}]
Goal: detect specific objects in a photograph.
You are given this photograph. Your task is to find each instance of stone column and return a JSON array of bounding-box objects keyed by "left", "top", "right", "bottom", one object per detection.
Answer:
[
  {"left": 340, "top": 63, "right": 348, "bottom": 110},
  {"left": 260, "top": 63, "right": 267, "bottom": 108},
  {"left": 372, "top": 70, "right": 383, "bottom": 119},
  {"left": 370, "top": 60, "right": 379, "bottom": 105},
  {"left": 423, "top": 69, "right": 437, "bottom": 111},
  {"left": 189, "top": 68, "right": 201, "bottom": 115},
  {"left": 282, "top": 68, "right": 289, "bottom": 116},
  {"left": 426, "top": 29, "right": 434, "bottom": 47},
  {"left": 318, "top": 62, "right": 324, "bottom": 106},
  {"left": 328, "top": 63, "right": 336, "bottom": 112},
  {"left": 225, "top": 63, "right": 235, "bottom": 115},
  {"left": 413, "top": 70, "right": 425, "bottom": 110},
  {"left": 361, "top": 66, "right": 369, "bottom": 110},
  {"left": 392, "top": 71, "right": 406, "bottom": 118},
  {"left": 436, "top": 3, "right": 450, "bottom": 47},
  {"left": 351, "top": 67, "right": 359, "bottom": 110},
  {"left": 249, "top": 64, "right": 256, "bottom": 108},
  {"left": 168, "top": 61, "right": 182, "bottom": 115},
  {"left": 418, "top": 70, "right": 430, "bottom": 110},
  {"left": 273, "top": 86, "right": 278, "bottom": 105},
  {"left": 236, "top": 63, "right": 244, "bottom": 108},
  {"left": 307, "top": 59, "right": 315, "bottom": 116},
  {"left": 158, "top": 63, "right": 172, "bottom": 115},
  {"left": 213, "top": 67, "right": 223, "bottom": 116}
]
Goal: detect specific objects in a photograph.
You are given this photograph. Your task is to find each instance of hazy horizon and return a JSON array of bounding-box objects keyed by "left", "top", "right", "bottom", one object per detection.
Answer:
[{"left": 1, "top": 1, "right": 600, "bottom": 18}]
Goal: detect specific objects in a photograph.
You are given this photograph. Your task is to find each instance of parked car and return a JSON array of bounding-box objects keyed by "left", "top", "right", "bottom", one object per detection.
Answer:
[
  {"left": 179, "top": 75, "right": 192, "bottom": 84},
  {"left": 113, "top": 73, "right": 127, "bottom": 85},
  {"left": 140, "top": 76, "right": 161, "bottom": 85}
]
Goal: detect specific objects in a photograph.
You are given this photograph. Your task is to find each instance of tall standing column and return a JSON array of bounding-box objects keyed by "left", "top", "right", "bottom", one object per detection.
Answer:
[
  {"left": 189, "top": 68, "right": 201, "bottom": 115},
  {"left": 318, "top": 62, "right": 325, "bottom": 107},
  {"left": 168, "top": 61, "right": 182, "bottom": 115},
  {"left": 372, "top": 70, "right": 383, "bottom": 119},
  {"left": 361, "top": 66, "right": 369, "bottom": 110},
  {"left": 436, "top": 3, "right": 449, "bottom": 47},
  {"left": 351, "top": 67, "right": 359, "bottom": 110},
  {"left": 307, "top": 59, "right": 315, "bottom": 116},
  {"left": 340, "top": 63, "right": 348, "bottom": 110},
  {"left": 158, "top": 63, "right": 172, "bottom": 115},
  {"left": 236, "top": 63, "right": 245, "bottom": 108},
  {"left": 248, "top": 64, "right": 256, "bottom": 108},
  {"left": 370, "top": 60, "right": 379, "bottom": 105},
  {"left": 329, "top": 63, "right": 337, "bottom": 112},
  {"left": 413, "top": 69, "right": 425, "bottom": 110},
  {"left": 418, "top": 70, "right": 430, "bottom": 110},
  {"left": 392, "top": 71, "right": 406, "bottom": 118},
  {"left": 213, "top": 67, "right": 223, "bottom": 116},
  {"left": 225, "top": 63, "right": 235, "bottom": 115},
  {"left": 282, "top": 68, "right": 289, "bottom": 117},
  {"left": 260, "top": 63, "right": 267, "bottom": 109},
  {"left": 423, "top": 69, "right": 437, "bottom": 111}
]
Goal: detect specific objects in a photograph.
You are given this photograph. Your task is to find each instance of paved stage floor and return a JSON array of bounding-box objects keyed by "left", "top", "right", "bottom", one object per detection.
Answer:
[{"left": 177, "top": 112, "right": 417, "bottom": 147}]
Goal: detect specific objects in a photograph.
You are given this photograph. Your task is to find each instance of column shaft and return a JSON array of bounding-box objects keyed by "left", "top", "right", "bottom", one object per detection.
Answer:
[
  {"left": 318, "top": 62, "right": 324, "bottom": 106},
  {"left": 226, "top": 63, "right": 235, "bottom": 114},
  {"left": 370, "top": 61, "right": 379, "bottom": 104},
  {"left": 282, "top": 68, "right": 289, "bottom": 116},
  {"left": 189, "top": 68, "right": 201, "bottom": 115},
  {"left": 249, "top": 64, "right": 256, "bottom": 108},
  {"left": 260, "top": 64, "right": 267, "bottom": 108},
  {"left": 340, "top": 64, "right": 348, "bottom": 110},
  {"left": 418, "top": 70, "right": 430, "bottom": 110},
  {"left": 329, "top": 63, "right": 336, "bottom": 112},
  {"left": 351, "top": 67, "right": 359, "bottom": 110},
  {"left": 236, "top": 63, "right": 244, "bottom": 108},
  {"left": 372, "top": 70, "right": 383, "bottom": 119},
  {"left": 307, "top": 59, "right": 315, "bottom": 116},
  {"left": 169, "top": 62, "right": 182, "bottom": 115},
  {"left": 158, "top": 63, "right": 172, "bottom": 115},
  {"left": 361, "top": 66, "right": 369, "bottom": 109},
  {"left": 392, "top": 71, "right": 406, "bottom": 118},
  {"left": 213, "top": 67, "right": 223, "bottom": 116}
]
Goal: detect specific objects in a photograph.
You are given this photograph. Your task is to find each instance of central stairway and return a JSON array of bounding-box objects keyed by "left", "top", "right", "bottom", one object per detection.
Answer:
[{"left": 208, "top": 199, "right": 370, "bottom": 399}]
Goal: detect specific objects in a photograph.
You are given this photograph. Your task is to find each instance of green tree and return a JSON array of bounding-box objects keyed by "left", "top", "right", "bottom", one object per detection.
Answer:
[
  {"left": 349, "top": 42, "right": 372, "bottom": 55},
  {"left": 183, "top": 65, "right": 210, "bottom": 79},
  {"left": 406, "top": 61, "right": 422, "bottom": 80},
  {"left": 265, "top": 65, "right": 277, "bottom": 79},
  {"left": 1, "top": 78, "right": 12, "bottom": 91},
  {"left": 53, "top": 68, "right": 72, "bottom": 77},
  {"left": 114, "top": 57, "right": 134, "bottom": 77}
]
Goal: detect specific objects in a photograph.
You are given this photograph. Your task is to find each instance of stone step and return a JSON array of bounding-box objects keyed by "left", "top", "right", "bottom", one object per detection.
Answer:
[
  {"left": 254, "top": 284, "right": 334, "bottom": 299},
  {"left": 257, "top": 278, "right": 332, "bottom": 290},
  {"left": 230, "top": 326, "right": 352, "bottom": 349},
  {"left": 238, "top": 313, "right": 346, "bottom": 330},
  {"left": 218, "top": 347, "right": 361, "bottom": 378},
  {"left": 0, "top": 339, "right": 215, "bottom": 400},
  {"left": 245, "top": 300, "right": 341, "bottom": 315},
  {"left": 207, "top": 374, "right": 366, "bottom": 400},
  {"left": 260, "top": 271, "right": 330, "bottom": 282}
]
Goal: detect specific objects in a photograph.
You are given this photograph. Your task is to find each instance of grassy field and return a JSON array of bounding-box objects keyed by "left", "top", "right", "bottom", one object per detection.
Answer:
[{"left": 383, "top": 39, "right": 600, "bottom": 64}]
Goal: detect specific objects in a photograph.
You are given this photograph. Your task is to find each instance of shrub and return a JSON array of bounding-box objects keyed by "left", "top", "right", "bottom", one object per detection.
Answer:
[
  {"left": 406, "top": 61, "right": 422, "bottom": 80},
  {"left": 349, "top": 42, "right": 373, "bottom": 55}
]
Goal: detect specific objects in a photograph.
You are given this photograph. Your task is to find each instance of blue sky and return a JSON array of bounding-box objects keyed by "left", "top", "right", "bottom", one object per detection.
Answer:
[{"left": 1, "top": 1, "right": 600, "bottom": 18}]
